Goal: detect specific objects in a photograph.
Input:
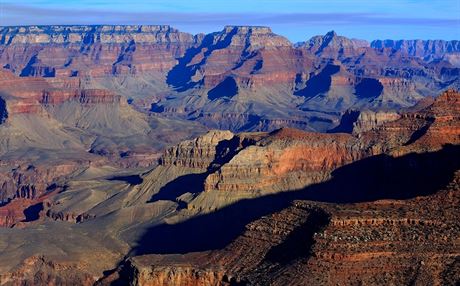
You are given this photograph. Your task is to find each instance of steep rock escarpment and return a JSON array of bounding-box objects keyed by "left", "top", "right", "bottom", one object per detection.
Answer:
[
  {"left": 203, "top": 129, "right": 363, "bottom": 194},
  {"left": 166, "top": 25, "right": 309, "bottom": 90},
  {"left": 0, "top": 68, "right": 209, "bottom": 226},
  {"left": 0, "top": 91, "right": 459, "bottom": 284},
  {"left": 362, "top": 89, "right": 460, "bottom": 153},
  {"left": 159, "top": 130, "right": 235, "bottom": 169},
  {"left": 0, "top": 162, "right": 85, "bottom": 227},
  {"left": 330, "top": 109, "right": 401, "bottom": 134},
  {"left": 124, "top": 178, "right": 459, "bottom": 286},
  {"left": 0, "top": 255, "right": 96, "bottom": 285}
]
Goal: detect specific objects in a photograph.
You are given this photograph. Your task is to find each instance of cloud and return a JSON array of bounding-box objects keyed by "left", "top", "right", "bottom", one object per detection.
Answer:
[
  {"left": 1, "top": 3, "right": 459, "bottom": 41},
  {"left": 1, "top": 3, "right": 458, "bottom": 27}
]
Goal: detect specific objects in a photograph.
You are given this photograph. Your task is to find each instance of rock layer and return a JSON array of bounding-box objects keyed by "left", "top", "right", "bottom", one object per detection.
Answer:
[
  {"left": 2, "top": 26, "right": 458, "bottom": 132},
  {"left": 101, "top": 90, "right": 460, "bottom": 286}
]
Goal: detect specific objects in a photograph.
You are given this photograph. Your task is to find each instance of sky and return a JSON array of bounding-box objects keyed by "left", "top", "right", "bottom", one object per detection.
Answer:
[{"left": 1, "top": 0, "right": 459, "bottom": 42}]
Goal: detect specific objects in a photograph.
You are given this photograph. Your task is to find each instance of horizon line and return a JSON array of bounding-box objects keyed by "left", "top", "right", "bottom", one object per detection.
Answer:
[{"left": 1, "top": 24, "right": 459, "bottom": 43}]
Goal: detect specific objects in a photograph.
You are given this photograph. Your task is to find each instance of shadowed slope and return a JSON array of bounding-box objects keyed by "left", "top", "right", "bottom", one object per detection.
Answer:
[{"left": 131, "top": 144, "right": 460, "bottom": 255}]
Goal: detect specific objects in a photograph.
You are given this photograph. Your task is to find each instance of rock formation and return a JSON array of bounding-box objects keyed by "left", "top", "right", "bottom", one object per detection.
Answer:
[
  {"left": 0, "top": 24, "right": 459, "bottom": 285},
  {"left": 330, "top": 109, "right": 401, "bottom": 134},
  {"left": 0, "top": 25, "right": 199, "bottom": 77},
  {"left": 1, "top": 25, "right": 458, "bottom": 132},
  {"left": 94, "top": 90, "right": 460, "bottom": 286},
  {"left": 0, "top": 68, "right": 207, "bottom": 223},
  {"left": 0, "top": 90, "right": 457, "bottom": 284}
]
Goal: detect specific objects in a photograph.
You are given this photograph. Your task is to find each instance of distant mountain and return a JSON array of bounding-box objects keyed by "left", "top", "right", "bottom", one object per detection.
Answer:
[
  {"left": 0, "top": 25, "right": 459, "bottom": 134},
  {"left": 296, "top": 30, "right": 370, "bottom": 57},
  {"left": 371, "top": 39, "right": 460, "bottom": 59}
]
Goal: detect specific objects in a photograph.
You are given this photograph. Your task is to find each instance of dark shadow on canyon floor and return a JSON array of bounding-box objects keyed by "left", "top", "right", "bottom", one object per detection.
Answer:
[
  {"left": 131, "top": 144, "right": 460, "bottom": 256},
  {"left": 108, "top": 175, "right": 143, "bottom": 186},
  {"left": 149, "top": 173, "right": 208, "bottom": 202},
  {"left": 404, "top": 119, "right": 434, "bottom": 146},
  {"left": 295, "top": 64, "right": 340, "bottom": 98},
  {"left": 22, "top": 202, "right": 44, "bottom": 222}
]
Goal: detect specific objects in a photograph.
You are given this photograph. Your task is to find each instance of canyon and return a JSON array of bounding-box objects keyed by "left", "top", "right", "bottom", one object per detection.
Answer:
[
  {"left": 1, "top": 25, "right": 459, "bottom": 133},
  {"left": 0, "top": 24, "right": 458, "bottom": 285},
  {"left": 0, "top": 89, "right": 458, "bottom": 285}
]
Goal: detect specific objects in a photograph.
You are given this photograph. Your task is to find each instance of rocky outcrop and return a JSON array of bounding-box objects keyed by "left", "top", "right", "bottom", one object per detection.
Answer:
[
  {"left": 0, "top": 25, "right": 460, "bottom": 285},
  {"left": 204, "top": 129, "right": 363, "bottom": 194},
  {"left": 40, "top": 89, "right": 120, "bottom": 105},
  {"left": 45, "top": 206, "right": 96, "bottom": 223},
  {"left": 0, "top": 161, "right": 84, "bottom": 227},
  {"left": 104, "top": 258, "right": 226, "bottom": 286},
  {"left": 166, "top": 25, "right": 306, "bottom": 91},
  {"left": 159, "top": 130, "right": 235, "bottom": 169},
  {"left": 0, "top": 69, "right": 121, "bottom": 116},
  {"left": 330, "top": 109, "right": 400, "bottom": 134},
  {"left": 0, "top": 255, "right": 95, "bottom": 285},
  {"left": 0, "top": 91, "right": 458, "bottom": 284},
  {"left": 0, "top": 163, "right": 81, "bottom": 204},
  {"left": 362, "top": 89, "right": 460, "bottom": 153},
  {"left": 353, "top": 110, "right": 401, "bottom": 134},
  {"left": 0, "top": 25, "right": 194, "bottom": 45},
  {"left": 150, "top": 91, "right": 460, "bottom": 209}
]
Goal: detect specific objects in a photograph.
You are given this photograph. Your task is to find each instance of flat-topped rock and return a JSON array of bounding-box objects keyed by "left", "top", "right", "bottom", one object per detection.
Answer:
[{"left": 0, "top": 25, "right": 194, "bottom": 44}]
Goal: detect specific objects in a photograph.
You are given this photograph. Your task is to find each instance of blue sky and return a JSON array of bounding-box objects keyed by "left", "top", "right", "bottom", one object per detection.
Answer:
[{"left": 1, "top": 0, "right": 459, "bottom": 42}]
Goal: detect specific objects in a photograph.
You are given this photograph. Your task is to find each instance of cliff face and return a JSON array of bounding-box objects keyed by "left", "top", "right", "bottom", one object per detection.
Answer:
[
  {"left": 0, "top": 25, "right": 194, "bottom": 45},
  {"left": 153, "top": 91, "right": 460, "bottom": 201},
  {"left": 0, "top": 25, "right": 460, "bottom": 285},
  {"left": 362, "top": 89, "right": 460, "bottom": 153},
  {"left": 330, "top": 109, "right": 401, "bottom": 134},
  {"left": 0, "top": 255, "right": 96, "bottom": 285},
  {"left": 167, "top": 25, "right": 305, "bottom": 90},
  {"left": 0, "top": 69, "right": 120, "bottom": 116},
  {"left": 0, "top": 25, "right": 199, "bottom": 77},
  {"left": 159, "top": 130, "right": 235, "bottom": 169},
  {"left": 203, "top": 130, "right": 362, "bottom": 194}
]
